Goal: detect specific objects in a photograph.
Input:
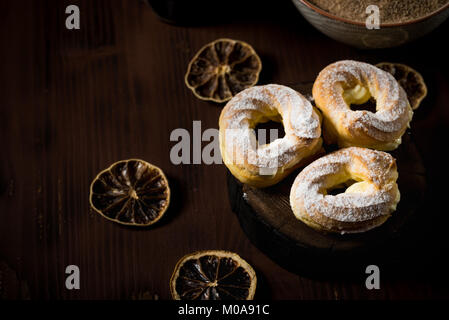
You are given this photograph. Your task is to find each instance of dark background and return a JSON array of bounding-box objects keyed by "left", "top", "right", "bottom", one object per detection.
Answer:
[{"left": 1, "top": 0, "right": 448, "bottom": 299}]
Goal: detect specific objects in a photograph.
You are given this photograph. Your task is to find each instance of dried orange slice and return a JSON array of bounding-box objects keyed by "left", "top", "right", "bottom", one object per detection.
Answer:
[
  {"left": 89, "top": 159, "right": 170, "bottom": 226},
  {"left": 170, "top": 250, "right": 257, "bottom": 300},
  {"left": 376, "top": 62, "right": 427, "bottom": 110},
  {"left": 185, "top": 38, "right": 262, "bottom": 103}
]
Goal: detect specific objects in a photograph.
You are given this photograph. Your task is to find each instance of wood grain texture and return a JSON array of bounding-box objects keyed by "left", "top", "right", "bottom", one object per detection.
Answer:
[
  {"left": 229, "top": 133, "right": 426, "bottom": 276},
  {"left": 1, "top": 0, "right": 449, "bottom": 299}
]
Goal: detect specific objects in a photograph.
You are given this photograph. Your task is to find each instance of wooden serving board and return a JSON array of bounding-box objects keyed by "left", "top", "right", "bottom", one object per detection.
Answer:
[{"left": 227, "top": 83, "right": 427, "bottom": 276}]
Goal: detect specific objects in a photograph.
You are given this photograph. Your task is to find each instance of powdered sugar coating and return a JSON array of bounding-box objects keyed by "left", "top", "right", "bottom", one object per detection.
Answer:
[
  {"left": 290, "top": 147, "right": 399, "bottom": 226},
  {"left": 313, "top": 60, "right": 413, "bottom": 149},
  {"left": 220, "top": 84, "right": 322, "bottom": 171}
]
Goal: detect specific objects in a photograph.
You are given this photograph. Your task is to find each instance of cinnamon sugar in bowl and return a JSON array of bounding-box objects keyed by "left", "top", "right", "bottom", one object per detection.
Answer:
[{"left": 292, "top": 0, "right": 449, "bottom": 48}]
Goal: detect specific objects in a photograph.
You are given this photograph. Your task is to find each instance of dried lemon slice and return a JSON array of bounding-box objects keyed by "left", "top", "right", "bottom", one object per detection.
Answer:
[
  {"left": 170, "top": 250, "right": 257, "bottom": 300},
  {"left": 185, "top": 38, "right": 262, "bottom": 103},
  {"left": 89, "top": 159, "right": 170, "bottom": 226},
  {"left": 376, "top": 62, "right": 427, "bottom": 110}
]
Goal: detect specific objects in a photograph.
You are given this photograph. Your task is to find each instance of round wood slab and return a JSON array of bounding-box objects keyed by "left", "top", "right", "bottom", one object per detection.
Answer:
[{"left": 227, "top": 83, "right": 427, "bottom": 277}]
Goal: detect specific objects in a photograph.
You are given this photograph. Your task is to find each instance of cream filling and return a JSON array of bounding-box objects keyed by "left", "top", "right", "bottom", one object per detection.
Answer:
[{"left": 343, "top": 84, "right": 372, "bottom": 107}]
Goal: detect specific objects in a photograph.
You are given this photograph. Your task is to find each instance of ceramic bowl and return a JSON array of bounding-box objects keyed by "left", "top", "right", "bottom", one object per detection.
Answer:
[{"left": 292, "top": 0, "right": 449, "bottom": 49}]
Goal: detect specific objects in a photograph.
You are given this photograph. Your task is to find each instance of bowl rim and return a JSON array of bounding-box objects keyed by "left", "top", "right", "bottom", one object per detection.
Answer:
[{"left": 298, "top": 0, "right": 449, "bottom": 27}]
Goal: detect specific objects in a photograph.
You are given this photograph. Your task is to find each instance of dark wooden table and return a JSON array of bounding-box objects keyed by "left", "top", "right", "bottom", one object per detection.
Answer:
[{"left": 1, "top": 0, "right": 449, "bottom": 300}]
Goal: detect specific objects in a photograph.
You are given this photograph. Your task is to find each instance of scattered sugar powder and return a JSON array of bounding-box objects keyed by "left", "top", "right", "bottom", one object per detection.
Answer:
[
  {"left": 221, "top": 84, "right": 321, "bottom": 171},
  {"left": 315, "top": 60, "right": 411, "bottom": 140},
  {"left": 293, "top": 147, "right": 397, "bottom": 222}
]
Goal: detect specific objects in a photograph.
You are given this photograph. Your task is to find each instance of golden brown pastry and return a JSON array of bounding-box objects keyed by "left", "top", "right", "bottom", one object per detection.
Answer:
[
  {"left": 290, "top": 147, "right": 400, "bottom": 234},
  {"left": 376, "top": 62, "right": 427, "bottom": 110},
  {"left": 313, "top": 60, "right": 413, "bottom": 151},
  {"left": 219, "top": 84, "right": 322, "bottom": 188}
]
